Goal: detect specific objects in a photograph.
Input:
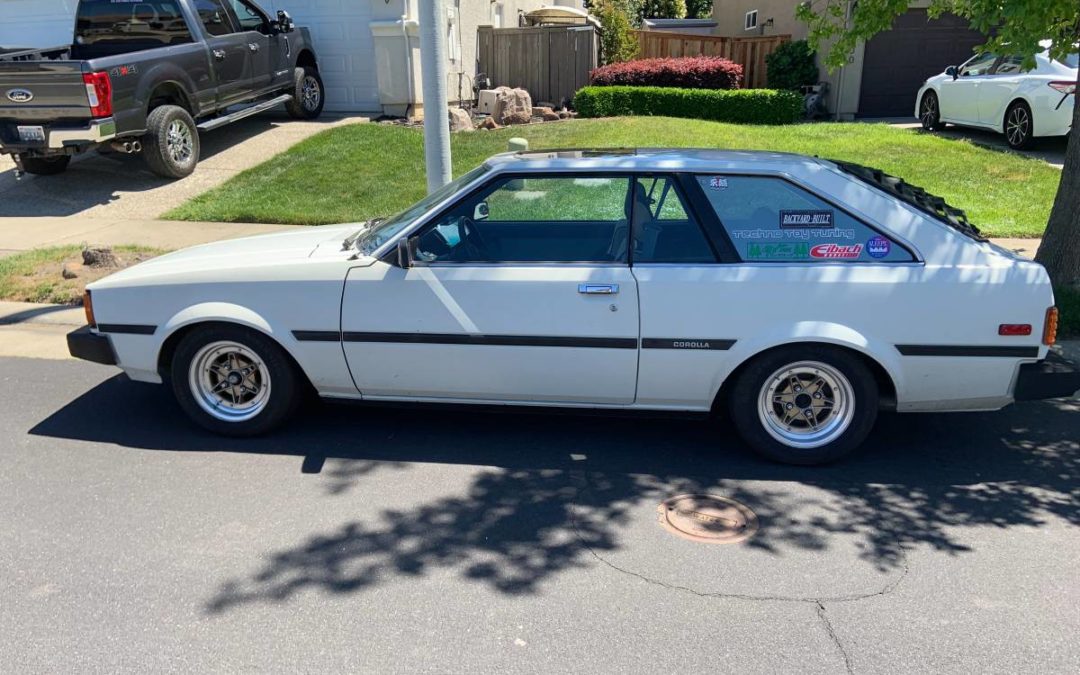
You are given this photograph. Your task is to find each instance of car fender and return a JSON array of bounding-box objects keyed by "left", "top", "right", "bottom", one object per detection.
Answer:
[
  {"left": 914, "top": 83, "right": 935, "bottom": 118},
  {"left": 711, "top": 321, "right": 905, "bottom": 403},
  {"left": 160, "top": 302, "right": 293, "bottom": 351},
  {"left": 135, "top": 64, "right": 200, "bottom": 116}
]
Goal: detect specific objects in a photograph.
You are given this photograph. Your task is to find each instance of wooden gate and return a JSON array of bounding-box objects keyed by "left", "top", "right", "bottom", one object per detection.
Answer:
[
  {"left": 477, "top": 25, "right": 599, "bottom": 106},
  {"left": 634, "top": 31, "right": 791, "bottom": 89}
]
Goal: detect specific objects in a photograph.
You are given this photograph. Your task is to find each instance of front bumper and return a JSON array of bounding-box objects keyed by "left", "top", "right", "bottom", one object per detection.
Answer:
[
  {"left": 0, "top": 117, "right": 116, "bottom": 154},
  {"left": 1014, "top": 352, "right": 1080, "bottom": 401},
  {"left": 66, "top": 326, "right": 116, "bottom": 366}
]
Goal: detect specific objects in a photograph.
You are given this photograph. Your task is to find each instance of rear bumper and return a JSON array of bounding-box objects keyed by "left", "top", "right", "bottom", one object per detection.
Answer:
[
  {"left": 0, "top": 117, "right": 116, "bottom": 154},
  {"left": 66, "top": 326, "right": 116, "bottom": 366},
  {"left": 1034, "top": 94, "right": 1074, "bottom": 137},
  {"left": 1014, "top": 352, "right": 1080, "bottom": 401}
]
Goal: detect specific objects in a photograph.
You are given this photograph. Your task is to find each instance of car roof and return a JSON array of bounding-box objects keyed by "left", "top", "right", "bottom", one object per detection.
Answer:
[{"left": 485, "top": 148, "right": 834, "bottom": 173}]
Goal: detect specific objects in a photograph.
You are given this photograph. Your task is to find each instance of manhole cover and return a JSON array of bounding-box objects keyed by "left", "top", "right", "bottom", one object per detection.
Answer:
[{"left": 657, "top": 494, "right": 759, "bottom": 544}]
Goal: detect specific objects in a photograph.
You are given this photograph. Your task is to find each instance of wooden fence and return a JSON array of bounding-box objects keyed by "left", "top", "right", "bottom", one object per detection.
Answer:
[
  {"left": 635, "top": 31, "right": 791, "bottom": 89},
  {"left": 477, "top": 25, "right": 599, "bottom": 107}
]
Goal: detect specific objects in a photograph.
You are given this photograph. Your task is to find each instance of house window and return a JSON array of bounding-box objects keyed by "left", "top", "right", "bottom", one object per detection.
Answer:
[{"left": 744, "top": 10, "right": 758, "bottom": 31}]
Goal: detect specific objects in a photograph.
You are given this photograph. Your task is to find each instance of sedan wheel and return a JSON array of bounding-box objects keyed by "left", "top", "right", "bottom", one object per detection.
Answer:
[
  {"left": 171, "top": 325, "right": 301, "bottom": 436},
  {"left": 919, "top": 91, "right": 944, "bottom": 131},
  {"left": 1004, "top": 102, "right": 1034, "bottom": 150}
]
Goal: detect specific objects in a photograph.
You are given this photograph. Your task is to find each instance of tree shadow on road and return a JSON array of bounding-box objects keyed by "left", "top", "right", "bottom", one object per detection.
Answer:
[{"left": 29, "top": 375, "right": 1080, "bottom": 611}]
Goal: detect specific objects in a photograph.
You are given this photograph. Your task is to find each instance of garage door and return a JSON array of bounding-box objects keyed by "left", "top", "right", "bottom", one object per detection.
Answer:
[
  {"left": 0, "top": 0, "right": 76, "bottom": 49},
  {"left": 275, "top": 0, "right": 379, "bottom": 112},
  {"left": 859, "top": 10, "right": 986, "bottom": 117}
]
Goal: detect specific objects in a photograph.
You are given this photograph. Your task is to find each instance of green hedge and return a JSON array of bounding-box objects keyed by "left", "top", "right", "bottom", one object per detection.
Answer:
[{"left": 573, "top": 86, "right": 803, "bottom": 124}]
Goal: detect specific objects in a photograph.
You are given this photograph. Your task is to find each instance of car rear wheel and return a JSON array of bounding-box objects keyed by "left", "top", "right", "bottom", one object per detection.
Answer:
[
  {"left": 1004, "top": 101, "right": 1034, "bottom": 150},
  {"left": 143, "top": 104, "right": 200, "bottom": 179},
  {"left": 171, "top": 325, "right": 301, "bottom": 436},
  {"left": 919, "top": 91, "right": 944, "bottom": 131},
  {"left": 728, "top": 346, "right": 879, "bottom": 465},
  {"left": 285, "top": 67, "right": 325, "bottom": 120},
  {"left": 17, "top": 154, "right": 71, "bottom": 176}
]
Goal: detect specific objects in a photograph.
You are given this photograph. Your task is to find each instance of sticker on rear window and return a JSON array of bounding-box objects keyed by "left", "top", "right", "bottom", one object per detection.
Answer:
[
  {"left": 780, "top": 209, "right": 833, "bottom": 229},
  {"left": 866, "top": 235, "right": 891, "bottom": 258},
  {"left": 708, "top": 176, "right": 728, "bottom": 190},
  {"left": 745, "top": 243, "right": 810, "bottom": 260}
]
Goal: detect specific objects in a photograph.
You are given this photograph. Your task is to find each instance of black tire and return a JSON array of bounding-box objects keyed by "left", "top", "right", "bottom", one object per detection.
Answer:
[
  {"left": 919, "top": 91, "right": 944, "bottom": 131},
  {"left": 728, "top": 345, "right": 879, "bottom": 466},
  {"left": 285, "top": 66, "right": 325, "bottom": 120},
  {"left": 17, "top": 154, "right": 71, "bottom": 176},
  {"left": 143, "top": 104, "right": 200, "bottom": 179},
  {"left": 171, "top": 324, "right": 301, "bottom": 437},
  {"left": 1004, "top": 100, "right": 1034, "bottom": 150}
]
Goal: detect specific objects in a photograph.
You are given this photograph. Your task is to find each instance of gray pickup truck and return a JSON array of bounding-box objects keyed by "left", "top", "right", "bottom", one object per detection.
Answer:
[{"left": 0, "top": 0, "right": 322, "bottom": 179}]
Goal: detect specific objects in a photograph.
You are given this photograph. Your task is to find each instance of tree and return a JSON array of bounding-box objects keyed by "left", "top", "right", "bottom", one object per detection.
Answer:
[
  {"left": 797, "top": 0, "right": 1080, "bottom": 287},
  {"left": 685, "top": 0, "right": 713, "bottom": 20},
  {"left": 638, "top": 1, "right": 687, "bottom": 21},
  {"left": 591, "top": 0, "right": 640, "bottom": 65}
]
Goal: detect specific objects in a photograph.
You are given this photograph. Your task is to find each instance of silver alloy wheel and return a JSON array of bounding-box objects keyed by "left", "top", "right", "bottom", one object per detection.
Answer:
[
  {"left": 188, "top": 341, "right": 272, "bottom": 423},
  {"left": 166, "top": 119, "right": 194, "bottom": 164},
  {"left": 757, "top": 360, "right": 856, "bottom": 449},
  {"left": 1006, "top": 105, "right": 1030, "bottom": 146},
  {"left": 302, "top": 76, "right": 321, "bottom": 111},
  {"left": 920, "top": 93, "right": 938, "bottom": 129}
]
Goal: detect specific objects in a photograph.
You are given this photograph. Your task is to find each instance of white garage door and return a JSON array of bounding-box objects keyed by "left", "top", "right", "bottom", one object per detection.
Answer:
[
  {"left": 275, "top": 0, "right": 379, "bottom": 112},
  {"left": 0, "top": 0, "right": 76, "bottom": 49}
]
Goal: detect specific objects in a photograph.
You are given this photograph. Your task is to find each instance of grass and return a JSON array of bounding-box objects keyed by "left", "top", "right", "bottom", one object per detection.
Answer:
[
  {"left": 165, "top": 118, "right": 1061, "bottom": 238},
  {"left": 0, "top": 245, "right": 162, "bottom": 304}
]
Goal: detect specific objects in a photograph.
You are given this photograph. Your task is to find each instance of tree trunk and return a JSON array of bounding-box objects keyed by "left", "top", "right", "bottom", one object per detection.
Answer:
[{"left": 1034, "top": 77, "right": 1080, "bottom": 288}]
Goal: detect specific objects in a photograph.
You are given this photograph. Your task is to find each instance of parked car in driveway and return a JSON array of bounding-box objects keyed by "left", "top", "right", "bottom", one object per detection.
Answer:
[
  {"left": 66, "top": 149, "right": 1080, "bottom": 465},
  {"left": 0, "top": 0, "right": 323, "bottom": 179},
  {"left": 916, "top": 42, "right": 1077, "bottom": 149}
]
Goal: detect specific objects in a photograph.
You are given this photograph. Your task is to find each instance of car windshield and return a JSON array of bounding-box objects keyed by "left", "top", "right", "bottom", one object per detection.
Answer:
[
  {"left": 356, "top": 164, "right": 491, "bottom": 256},
  {"left": 1057, "top": 52, "right": 1079, "bottom": 68}
]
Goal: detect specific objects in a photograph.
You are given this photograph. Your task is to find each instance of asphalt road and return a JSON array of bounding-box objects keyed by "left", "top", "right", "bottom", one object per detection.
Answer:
[{"left": 2, "top": 357, "right": 1078, "bottom": 673}]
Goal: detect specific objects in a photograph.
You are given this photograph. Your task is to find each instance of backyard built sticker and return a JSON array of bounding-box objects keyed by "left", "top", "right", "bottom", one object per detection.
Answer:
[
  {"left": 780, "top": 209, "right": 834, "bottom": 228},
  {"left": 708, "top": 176, "right": 729, "bottom": 190},
  {"left": 746, "top": 243, "right": 810, "bottom": 260}
]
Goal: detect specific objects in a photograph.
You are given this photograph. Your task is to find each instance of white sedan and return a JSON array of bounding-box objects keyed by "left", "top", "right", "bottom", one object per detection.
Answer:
[
  {"left": 67, "top": 149, "right": 1080, "bottom": 465},
  {"left": 916, "top": 44, "right": 1076, "bottom": 149}
]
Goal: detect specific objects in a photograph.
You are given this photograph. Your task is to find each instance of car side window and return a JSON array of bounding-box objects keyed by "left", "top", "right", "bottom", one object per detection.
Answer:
[
  {"left": 993, "top": 55, "right": 1025, "bottom": 75},
  {"left": 193, "top": 0, "right": 236, "bottom": 37},
  {"left": 226, "top": 0, "right": 269, "bottom": 33},
  {"left": 414, "top": 175, "right": 633, "bottom": 264},
  {"left": 959, "top": 53, "right": 998, "bottom": 77},
  {"left": 631, "top": 177, "right": 716, "bottom": 263},
  {"left": 696, "top": 175, "right": 913, "bottom": 263}
]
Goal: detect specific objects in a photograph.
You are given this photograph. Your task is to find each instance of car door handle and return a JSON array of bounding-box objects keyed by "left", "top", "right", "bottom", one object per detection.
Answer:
[
  {"left": 248, "top": 43, "right": 260, "bottom": 52},
  {"left": 578, "top": 283, "right": 619, "bottom": 295},
  {"left": 213, "top": 49, "right": 227, "bottom": 60}
]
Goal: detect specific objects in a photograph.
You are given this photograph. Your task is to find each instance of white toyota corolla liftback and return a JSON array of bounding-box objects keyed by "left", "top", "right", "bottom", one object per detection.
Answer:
[{"left": 68, "top": 149, "right": 1080, "bottom": 465}]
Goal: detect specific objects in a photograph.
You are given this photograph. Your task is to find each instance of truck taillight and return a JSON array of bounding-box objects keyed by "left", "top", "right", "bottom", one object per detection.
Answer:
[
  {"left": 1048, "top": 80, "right": 1076, "bottom": 95},
  {"left": 1043, "top": 307, "right": 1059, "bottom": 346},
  {"left": 83, "top": 71, "right": 112, "bottom": 118}
]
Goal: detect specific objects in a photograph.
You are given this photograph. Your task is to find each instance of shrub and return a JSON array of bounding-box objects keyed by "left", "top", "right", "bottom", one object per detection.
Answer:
[
  {"left": 590, "top": 56, "right": 743, "bottom": 90},
  {"left": 593, "top": 0, "right": 639, "bottom": 65},
  {"left": 573, "top": 85, "right": 803, "bottom": 124},
  {"left": 765, "top": 40, "right": 819, "bottom": 91}
]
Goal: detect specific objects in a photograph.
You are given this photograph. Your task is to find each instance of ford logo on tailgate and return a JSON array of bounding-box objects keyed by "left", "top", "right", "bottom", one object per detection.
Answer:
[{"left": 6, "top": 89, "right": 34, "bottom": 103}]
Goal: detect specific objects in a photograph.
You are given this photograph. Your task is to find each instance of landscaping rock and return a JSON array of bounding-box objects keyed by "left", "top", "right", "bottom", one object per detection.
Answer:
[
  {"left": 448, "top": 107, "right": 473, "bottom": 132},
  {"left": 543, "top": 109, "right": 561, "bottom": 122},
  {"left": 82, "top": 247, "right": 119, "bottom": 268},
  {"left": 477, "top": 117, "right": 501, "bottom": 130},
  {"left": 493, "top": 87, "right": 533, "bottom": 126},
  {"left": 61, "top": 262, "right": 82, "bottom": 280},
  {"left": 558, "top": 110, "right": 571, "bottom": 119}
]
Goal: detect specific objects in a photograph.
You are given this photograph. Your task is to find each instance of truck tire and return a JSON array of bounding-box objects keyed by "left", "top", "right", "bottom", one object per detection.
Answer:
[
  {"left": 143, "top": 105, "right": 200, "bottom": 179},
  {"left": 17, "top": 154, "right": 71, "bottom": 176},
  {"left": 285, "top": 66, "right": 325, "bottom": 120}
]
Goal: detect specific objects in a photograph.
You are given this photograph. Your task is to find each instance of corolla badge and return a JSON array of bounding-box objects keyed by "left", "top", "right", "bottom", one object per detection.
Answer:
[{"left": 6, "top": 88, "right": 34, "bottom": 103}]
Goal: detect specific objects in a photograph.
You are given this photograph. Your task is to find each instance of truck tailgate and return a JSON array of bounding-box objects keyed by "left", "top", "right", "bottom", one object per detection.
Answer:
[{"left": 0, "top": 61, "right": 90, "bottom": 121}]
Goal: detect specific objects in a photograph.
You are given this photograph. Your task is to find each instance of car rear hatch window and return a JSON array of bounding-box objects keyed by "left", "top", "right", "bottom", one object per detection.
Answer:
[
  {"left": 74, "top": 0, "right": 193, "bottom": 59},
  {"left": 831, "top": 160, "right": 987, "bottom": 242}
]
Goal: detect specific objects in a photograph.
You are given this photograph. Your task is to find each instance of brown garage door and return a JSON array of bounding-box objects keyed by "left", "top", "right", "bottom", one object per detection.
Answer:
[{"left": 858, "top": 10, "right": 986, "bottom": 117}]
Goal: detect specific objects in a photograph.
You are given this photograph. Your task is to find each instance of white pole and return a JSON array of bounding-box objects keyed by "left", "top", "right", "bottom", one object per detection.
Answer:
[{"left": 418, "top": 0, "right": 452, "bottom": 193}]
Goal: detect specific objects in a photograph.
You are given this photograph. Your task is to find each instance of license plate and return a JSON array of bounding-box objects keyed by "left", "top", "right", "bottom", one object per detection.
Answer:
[{"left": 17, "top": 126, "right": 45, "bottom": 142}]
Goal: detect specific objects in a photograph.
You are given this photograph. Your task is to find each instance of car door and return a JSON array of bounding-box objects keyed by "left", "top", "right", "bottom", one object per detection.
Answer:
[
  {"left": 223, "top": 0, "right": 276, "bottom": 93},
  {"left": 340, "top": 173, "right": 641, "bottom": 405},
  {"left": 192, "top": 0, "right": 253, "bottom": 107},
  {"left": 978, "top": 55, "right": 1024, "bottom": 125},
  {"left": 939, "top": 52, "right": 998, "bottom": 123}
]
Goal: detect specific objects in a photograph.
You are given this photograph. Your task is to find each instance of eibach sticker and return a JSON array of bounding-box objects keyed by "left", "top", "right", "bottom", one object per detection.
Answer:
[
  {"left": 708, "top": 176, "right": 728, "bottom": 190},
  {"left": 810, "top": 243, "right": 863, "bottom": 259},
  {"left": 780, "top": 209, "right": 834, "bottom": 229}
]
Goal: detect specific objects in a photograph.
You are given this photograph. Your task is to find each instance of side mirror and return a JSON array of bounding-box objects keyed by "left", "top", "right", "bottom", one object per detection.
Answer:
[
  {"left": 396, "top": 237, "right": 414, "bottom": 269},
  {"left": 276, "top": 10, "right": 295, "bottom": 33},
  {"left": 945, "top": 65, "right": 958, "bottom": 80},
  {"left": 473, "top": 202, "right": 489, "bottom": 221}
]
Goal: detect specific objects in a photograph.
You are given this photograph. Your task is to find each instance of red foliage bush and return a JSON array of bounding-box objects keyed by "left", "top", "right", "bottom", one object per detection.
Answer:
[{"left": 589, "top": 56, "right": 743, "bottom": 90}]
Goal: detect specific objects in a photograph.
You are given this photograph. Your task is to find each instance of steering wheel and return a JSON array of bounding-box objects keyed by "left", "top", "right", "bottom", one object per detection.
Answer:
[{"left": 458, "top": 217, "right": 493, "bottom": 261}]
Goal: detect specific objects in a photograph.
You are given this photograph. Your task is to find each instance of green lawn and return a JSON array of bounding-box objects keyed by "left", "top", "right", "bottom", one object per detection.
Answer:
[{"left": 165, "top": 117, "right": 1060, "bottom": 238}]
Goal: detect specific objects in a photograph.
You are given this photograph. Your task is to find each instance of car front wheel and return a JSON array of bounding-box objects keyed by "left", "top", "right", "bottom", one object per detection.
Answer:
[
  {"left": 919, "top": 91, "right": 944, "bottom": 131},
  {"left": 728, "top": 346, "right": 879, "bottom": 465},
  {"left": 171, "top": 325, "right": 301, "bottom": 436},
  {"left": 1004, "top": 101, "right": 1034, "bottom": 149}
]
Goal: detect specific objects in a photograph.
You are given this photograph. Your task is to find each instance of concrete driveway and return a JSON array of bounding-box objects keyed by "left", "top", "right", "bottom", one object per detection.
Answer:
[
  {"left": 883, "top": 119, "right": 1067, "bottom": 168},
  {"left": 0, "top": 112, "right": 366, "bottom": 219}
]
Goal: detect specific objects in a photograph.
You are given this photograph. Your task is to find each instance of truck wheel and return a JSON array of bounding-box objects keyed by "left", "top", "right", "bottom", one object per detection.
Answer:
[
  {"left": 17, "top": 154, "right": 71, "bottom": 176},
  {"left": 143, "top": 105, "right": 200, "bottom": 179},
  {"left": 171, "top": 324, "right": 302, "bottom": 437},
  {"left": 285, "top": 66, "right": 325, "bottom": 120},
  {"left": 728, "top": 345, "right": 879, "bottom": 466}
]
